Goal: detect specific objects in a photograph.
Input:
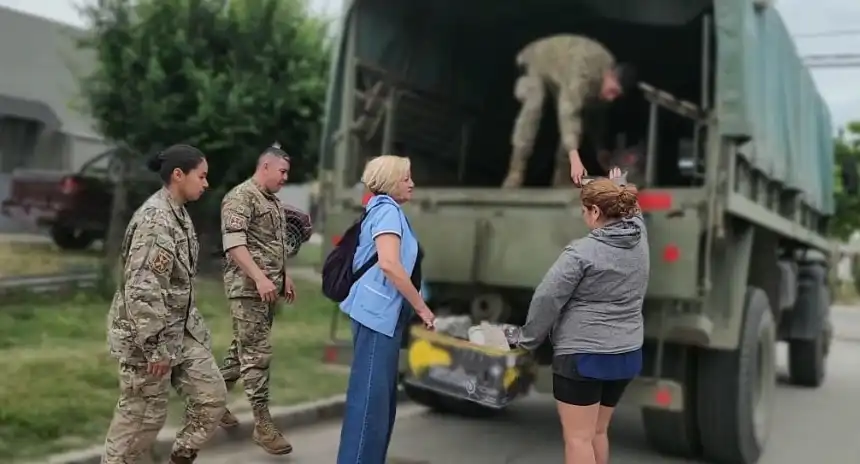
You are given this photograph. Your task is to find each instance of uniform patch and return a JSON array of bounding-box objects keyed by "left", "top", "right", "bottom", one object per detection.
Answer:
[
  {"left": 149, "top": 247, "right": 173, "bottom": 275},
  {"left": 227, "top": 214, "right": 246, "bottom": 231}
]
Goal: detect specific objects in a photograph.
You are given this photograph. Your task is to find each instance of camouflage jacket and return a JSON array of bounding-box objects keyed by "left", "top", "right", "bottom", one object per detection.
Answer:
[
  {"left": 221, "top": 178, "right": 288, "bottom": 299},
  {"left": 107, "top": 188, "right": 211, "bottom": 366},
  {"left": 517, "top": 34, "right": 615, "bottom": 151}
]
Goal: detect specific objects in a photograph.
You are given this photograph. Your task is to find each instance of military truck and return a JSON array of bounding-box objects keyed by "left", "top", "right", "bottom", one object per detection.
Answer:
[{"left": 317, "top": 1, "right": 858, "bottom": 463}]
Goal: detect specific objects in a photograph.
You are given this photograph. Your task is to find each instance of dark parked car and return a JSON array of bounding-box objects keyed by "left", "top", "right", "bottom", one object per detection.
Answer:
[
  {"left": 1, "top": 150, "right": 157, "bottom": 249},
  {"left": 2, "top": 149, "right": 313, "bottom": 252}
]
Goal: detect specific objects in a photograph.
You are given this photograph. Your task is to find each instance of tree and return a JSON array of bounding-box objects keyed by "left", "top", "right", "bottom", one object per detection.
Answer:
[
  {"left": 830, "top": 121, "right": 860, "bottom": 240},
  {"left": 76, "top": 0, "right": 331, "bottom": 283}
]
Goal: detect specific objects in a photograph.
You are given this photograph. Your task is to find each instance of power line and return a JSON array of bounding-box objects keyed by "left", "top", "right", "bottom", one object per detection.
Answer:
[
  {"left": 794, "top": 28, "right": 860, "bottom": 39},
  {"left": 804, "top": 53, "right": 860, "bottom": 61},
  {"left": 802, "top": 53, "right": 860, "bottom": 69},
  {"left": 806, "top": 62, "right": 860, "bottom": 69}
]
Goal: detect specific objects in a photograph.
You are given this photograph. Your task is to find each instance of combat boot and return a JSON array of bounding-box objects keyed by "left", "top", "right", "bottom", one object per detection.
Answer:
[
  {"left": 218, "top": 380, "right": 239, "bottom": 429},
  {"left": 252, "top": 407, "right": 293, "bottom": 455},
  {"left": 501, "top": 171, "right": 524, "bottom": 188},
  {"left": 219, "top": 408, "right": 239, "bottom": 428},
  {"left": 168, "top": 448, "right": 198, "bottom": 464}
]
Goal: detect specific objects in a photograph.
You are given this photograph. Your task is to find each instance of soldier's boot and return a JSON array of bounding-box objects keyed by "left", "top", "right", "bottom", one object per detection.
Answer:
[
  {"left": 252, "top": 407, "right": 293, "bottom": 455},
  {"left": 501, "top": 170, "right": 524, "bottom": 188},
  {"left": 168, "top": 448, "right": 198, "bottom": 464},
  {"left": 219, "top": 408, "right": 239, "bottom": 429},
  {"left": 502, "top": 146, "right": 531, "bottom": 188},
  {"left": 552, "top": 145, "right": 573, "bottom": 187},
  {"left": 551, "top": 166, "right": 572, "bottom": 187},
  {"left": 218, "top": 380, "right": 240, "bottom": 429}
]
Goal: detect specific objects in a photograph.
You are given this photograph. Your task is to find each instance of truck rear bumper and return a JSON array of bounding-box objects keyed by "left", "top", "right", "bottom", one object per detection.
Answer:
[
  {"left": 532, "top": 366, "right": 685, "bottom": 411},
  {"left": 323, "top": 344, "right": 685, "bottom": 412}
]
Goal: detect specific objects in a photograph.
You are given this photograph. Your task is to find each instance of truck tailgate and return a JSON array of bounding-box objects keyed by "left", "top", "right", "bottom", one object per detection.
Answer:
[{"left": 324, "top": 187, "right": 706, "bottom": 300}]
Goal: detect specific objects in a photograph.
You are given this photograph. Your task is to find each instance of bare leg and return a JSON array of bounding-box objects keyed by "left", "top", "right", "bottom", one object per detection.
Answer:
[
  {"left": 593, "top": 405, "right": 617, "bottom": 464},
  {"left": 503, "top": 74, "right": 545, "bottom": 188},
  {"left": 557, "top": 400, "right": 600, "bottom": 464}
]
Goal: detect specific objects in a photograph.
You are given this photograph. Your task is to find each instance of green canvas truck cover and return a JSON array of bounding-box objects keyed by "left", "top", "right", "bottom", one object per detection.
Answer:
[
  {"left": 715, "top": 0, "right": 834, "bottom": 214},
  {"left": 320, "top": 0, "right": 834, "bottom": 214}
]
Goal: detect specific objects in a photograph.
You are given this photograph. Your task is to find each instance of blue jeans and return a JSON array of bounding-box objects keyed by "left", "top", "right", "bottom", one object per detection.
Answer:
[{"left": 337, "top": 305, "right": 412, "bottom": 464}]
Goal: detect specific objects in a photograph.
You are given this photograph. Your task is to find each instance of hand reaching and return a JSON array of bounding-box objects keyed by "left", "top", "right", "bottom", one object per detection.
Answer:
[{"left": 570, "top": 150, "right": 587, "bottom": 187}]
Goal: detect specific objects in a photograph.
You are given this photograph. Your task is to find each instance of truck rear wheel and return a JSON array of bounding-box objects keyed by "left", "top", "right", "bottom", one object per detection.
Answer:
[
  {"left": 640, "top": 344, "right": 701, "bottom": 458},
  {"left": 50, "top": 224, "right": 94, "bottom": 250},
  {"left": 787, "top": 266, "right": 829, "bottom": 388},
  {"left": 788, "top": 334, "right": 826, "bottom": 387},
  {"left": 696, "top": 287, "right": 775, "bottom": 464},
  {"left": 402, "top": 383, "right": 497, "bottom": 418}
]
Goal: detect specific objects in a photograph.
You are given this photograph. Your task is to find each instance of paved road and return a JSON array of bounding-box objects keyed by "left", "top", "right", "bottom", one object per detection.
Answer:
[{"left": 200, "top": 307, "right": 860, "bottom": 464}]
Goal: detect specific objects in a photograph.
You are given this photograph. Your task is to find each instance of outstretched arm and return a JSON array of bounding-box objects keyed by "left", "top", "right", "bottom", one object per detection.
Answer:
[{"left": 515, "top": 247, "right": 586, "bottom": 351}]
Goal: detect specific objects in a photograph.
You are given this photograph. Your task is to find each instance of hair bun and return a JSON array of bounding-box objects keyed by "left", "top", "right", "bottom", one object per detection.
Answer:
[
  {"left": 618, "top": 188, "right": 639, "bottom": 217},
  {"left": 146, "top": 153, "right": 164, "bottom": 172}
]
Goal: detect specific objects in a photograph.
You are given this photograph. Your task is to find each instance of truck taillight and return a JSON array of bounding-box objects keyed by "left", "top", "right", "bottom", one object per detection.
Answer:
[
  {"left": 663, "top": 244, "right": 680, "bottom": 263},
  {"left": 638, "top": 192, "right": 672, "bottom": 211},
  {"left": 60, "top": 177, "right": 78, "bottom": 195}
]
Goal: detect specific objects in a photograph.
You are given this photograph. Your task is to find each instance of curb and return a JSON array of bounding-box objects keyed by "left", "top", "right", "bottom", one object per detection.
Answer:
[{"left": 38, "top": 390, "right": 407, "bottom": 464}]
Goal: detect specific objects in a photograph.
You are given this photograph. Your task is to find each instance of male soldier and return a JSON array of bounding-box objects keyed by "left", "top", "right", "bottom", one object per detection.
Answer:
[
  {"left": 103, "top": 144, "right": 226, "bottom": 464},
  {"left": 501, "top": 34, "right": 636, "bottom": 188},
  {"left": 218, "top": 143, "right": 297, "bottom": 455}
]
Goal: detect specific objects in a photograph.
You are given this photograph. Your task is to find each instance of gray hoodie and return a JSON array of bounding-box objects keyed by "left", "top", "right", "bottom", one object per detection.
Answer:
[{"left": 517, "top": 213, "right": 648, "bottom": 355}]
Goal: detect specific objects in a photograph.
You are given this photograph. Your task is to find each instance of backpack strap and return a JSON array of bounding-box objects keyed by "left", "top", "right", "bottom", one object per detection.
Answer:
[
  {"left": 354, "top": 253, "right": 379, "bottom": 281},
  {"left": 351, "top": 202, "right": 382, "bottom": 281}
]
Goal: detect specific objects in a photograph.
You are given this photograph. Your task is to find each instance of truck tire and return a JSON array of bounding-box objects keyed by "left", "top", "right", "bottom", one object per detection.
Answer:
[
  {"left": 788, "top": 333, "right": 826, "bottom": 387},
  {"left": 696, "top": 287, "right": 776, "bottom": 464},
  {"left": 50, "top": 225, "right": 94, "bottom": 250},
  {"left": 787, "top": 267, "right": 829, "bottom": 388},
  {"left": 641, "top": 344, "right": 701, "bottom": 458},
  {"left": 402, "top": 383, "right": 497, "bottom": 418}
]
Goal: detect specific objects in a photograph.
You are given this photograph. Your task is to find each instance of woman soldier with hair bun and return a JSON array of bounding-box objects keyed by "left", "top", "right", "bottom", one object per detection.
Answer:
[
  {"left": 102, "top": 144, "right": 226, "bottom": 464},
  {"left": 507, "top": 167, "right": 646, "bottom": 464}
]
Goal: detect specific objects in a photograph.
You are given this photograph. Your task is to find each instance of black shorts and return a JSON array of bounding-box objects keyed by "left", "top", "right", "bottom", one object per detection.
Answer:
[{"left": 552, "top": 374, "right": 631, "bottom": 407}]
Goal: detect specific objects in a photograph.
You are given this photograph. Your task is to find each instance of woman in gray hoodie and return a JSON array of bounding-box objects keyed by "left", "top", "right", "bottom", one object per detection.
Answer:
[{"left": 508, "top": 167, "right": 646, "bottom": 464}]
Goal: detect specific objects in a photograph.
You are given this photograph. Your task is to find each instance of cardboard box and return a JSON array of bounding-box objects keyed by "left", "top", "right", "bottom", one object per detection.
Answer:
[{"left": 403, "top": 325, "right": 537, "bottom": 409}]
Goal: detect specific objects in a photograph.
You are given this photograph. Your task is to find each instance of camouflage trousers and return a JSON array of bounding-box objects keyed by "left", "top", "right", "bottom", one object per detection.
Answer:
[
  {"left": 102, "top": 334, "right": 227, "bottom": 463},
  {"left": 219, "top": 298, "right": 277, "bottom": 409},
  {"left": 503, "top": 74, "right": 578, "bottom": 188}
]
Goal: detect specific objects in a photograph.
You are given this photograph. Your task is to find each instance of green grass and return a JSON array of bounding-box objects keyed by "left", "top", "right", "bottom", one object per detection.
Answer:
[
  {"left": 835, "top": 281, "right": 860, "bottom": 305},
  {"left": 289, "top": 242, "right": 323, "bottom": 268},
  {"left": 0, "top": 241, "right": 99, "bottom": 279},
  {"left": 0, "top": 278, "right": 350, "bottom": 462}
]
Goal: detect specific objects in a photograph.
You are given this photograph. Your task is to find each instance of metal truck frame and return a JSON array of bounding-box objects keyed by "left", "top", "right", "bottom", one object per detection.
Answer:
[{"left": 317, "top": 5, "right": 857, "bottom": 464}]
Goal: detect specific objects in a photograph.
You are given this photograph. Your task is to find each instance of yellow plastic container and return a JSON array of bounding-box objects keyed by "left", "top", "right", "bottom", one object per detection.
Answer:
[{"left": 403, "top": 325, "right": 537, "bottom": 409}]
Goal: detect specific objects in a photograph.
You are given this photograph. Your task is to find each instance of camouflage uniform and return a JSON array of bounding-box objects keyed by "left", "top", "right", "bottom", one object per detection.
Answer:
[
  {"left": 103, "top": 188, "right": 227, "bottom": 464},
  {"left": 502, "top": 34, "right": 615, "bottom": 188},
  {"left": 218, "top": 178, "right": 292, "bottom": 454}
]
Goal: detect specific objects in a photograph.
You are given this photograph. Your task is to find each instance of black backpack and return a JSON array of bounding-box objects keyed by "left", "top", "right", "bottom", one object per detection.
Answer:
[{"left": 321, "top": 208, "right": 379, "bottom": 302}]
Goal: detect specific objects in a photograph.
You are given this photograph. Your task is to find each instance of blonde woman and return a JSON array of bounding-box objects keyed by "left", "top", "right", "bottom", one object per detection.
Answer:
[{"left": 336, "top": 155, "right": 435, "bottom": 464}]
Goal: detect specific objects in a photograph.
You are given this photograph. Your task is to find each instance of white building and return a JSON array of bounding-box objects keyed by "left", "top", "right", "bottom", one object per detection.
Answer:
[{"left": 0, "top": 5, "right": 109, "bottom": 174}]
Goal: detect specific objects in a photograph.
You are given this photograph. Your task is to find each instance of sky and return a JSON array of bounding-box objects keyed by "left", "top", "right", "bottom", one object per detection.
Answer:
[{"left": 1, "top": 0, "right": 858, "bottom": 128}]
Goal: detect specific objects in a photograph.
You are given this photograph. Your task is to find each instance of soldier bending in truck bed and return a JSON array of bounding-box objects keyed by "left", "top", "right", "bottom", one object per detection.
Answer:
[{"left": 502, "top": 34, "right": 636, "bottom": 188}]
